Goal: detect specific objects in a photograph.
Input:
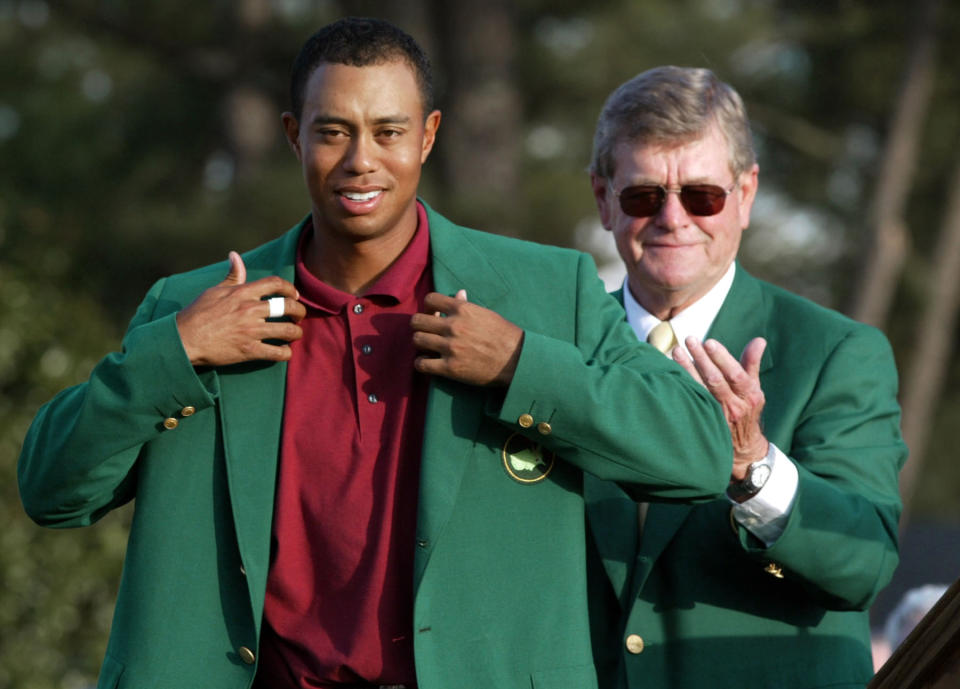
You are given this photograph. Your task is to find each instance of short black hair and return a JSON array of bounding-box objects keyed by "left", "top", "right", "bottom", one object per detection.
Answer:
[{"left": 289, "top": 16, "right": 434, "bottom": 120}]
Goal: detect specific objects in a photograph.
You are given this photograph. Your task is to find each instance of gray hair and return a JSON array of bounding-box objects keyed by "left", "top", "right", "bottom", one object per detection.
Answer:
[{"left": 589, "top": 66, "right": 756, "bottom": 180}]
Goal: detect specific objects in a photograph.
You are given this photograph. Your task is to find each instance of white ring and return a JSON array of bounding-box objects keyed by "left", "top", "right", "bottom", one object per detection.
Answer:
[{"left": 268, "top": 296, "right": 285, "bottom": 318}]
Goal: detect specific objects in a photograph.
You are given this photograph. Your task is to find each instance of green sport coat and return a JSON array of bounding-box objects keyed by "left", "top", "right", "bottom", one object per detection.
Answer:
[
  {"left": 19, "top": 202, "right": 733, "bottom": 689},
  {"left": 587, "top": 265, "right": 907, "bottom": 689}
]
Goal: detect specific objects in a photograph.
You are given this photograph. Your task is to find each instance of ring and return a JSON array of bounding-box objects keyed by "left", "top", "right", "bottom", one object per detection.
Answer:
[{"left": 268, "top": 296, "right": 285, "bottom": 318}]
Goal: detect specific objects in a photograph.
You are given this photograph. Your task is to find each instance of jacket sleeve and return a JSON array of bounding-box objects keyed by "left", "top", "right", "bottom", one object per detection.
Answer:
[
  {"left": 735, "top": 324, "right": 906, "bottom": 609},
  {"left": 18, "top": 278, "right": 218, "bottom": 527},
  {"left": 494, "top": 252, "right": 733, "bottom": 501}
]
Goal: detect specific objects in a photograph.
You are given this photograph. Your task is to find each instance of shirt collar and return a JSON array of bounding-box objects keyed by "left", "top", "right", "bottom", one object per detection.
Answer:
[
  {"left": 623, "top": 261, "right": 736, "bottom": 356},
  {"left": 295, "top": 202, "right": 431, "bottom": 313}
]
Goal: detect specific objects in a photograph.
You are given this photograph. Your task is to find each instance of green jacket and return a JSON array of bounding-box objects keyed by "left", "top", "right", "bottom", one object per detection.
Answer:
[
  {"left": 19, "top": 203, "right": 732, "bottom": 689},
  {"left": 587, "top": 265, "right": 906, "bottom": 689}
]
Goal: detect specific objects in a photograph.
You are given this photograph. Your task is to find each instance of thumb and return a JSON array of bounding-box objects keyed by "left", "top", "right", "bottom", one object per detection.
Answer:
[
  {"left": 224, "top": 251, "right": 246, "bottom": 285},
  {"left": 455, "top": 289, "right": 468, "bottom": 301},
  {"left": 740, "top": 337, "right": 767, "bottom": 377}
]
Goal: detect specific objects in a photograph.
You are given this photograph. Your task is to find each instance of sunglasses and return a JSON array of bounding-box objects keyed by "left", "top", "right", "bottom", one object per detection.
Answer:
[{"left": 614, "top": 182, "right": 736, "bottom": 217}]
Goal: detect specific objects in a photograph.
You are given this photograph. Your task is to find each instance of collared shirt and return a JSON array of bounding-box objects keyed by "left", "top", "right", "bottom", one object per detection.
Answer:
[
  {"left": 623, "top": 260, "right": 736, "bottom": 359},
  {"left": 621, "top": 262, "right": 798, "bottom": 546},
  {"left": 255, "top": 204, "right": 431, "bottom": 688}
]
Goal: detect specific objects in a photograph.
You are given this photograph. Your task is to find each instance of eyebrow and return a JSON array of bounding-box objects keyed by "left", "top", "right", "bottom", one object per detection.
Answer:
[
  {"left": 310, "top": 114, "right": 412, "bottom": 127},
  {"left": 624, "top": 176, "right": 720, "bottom": 187}
]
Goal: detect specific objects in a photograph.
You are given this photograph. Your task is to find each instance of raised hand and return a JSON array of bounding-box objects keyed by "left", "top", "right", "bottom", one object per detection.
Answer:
[
  {"left": 175, "top": 251, "right": 307, "bottom": 366},
  {"left": 673, "top": 336, "right": 769, "bottom": 480},
  {"left": 410, "top": 290, "right": 524, "bottom": 386}
]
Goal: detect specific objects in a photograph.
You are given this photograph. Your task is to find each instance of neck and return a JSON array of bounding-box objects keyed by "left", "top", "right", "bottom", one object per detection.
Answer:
[
  {"left": 303, "top": 212, "right": 418, "bottom": 296},
  {"left": 628, "top": 281, "right": 696, "bottom": 321}
]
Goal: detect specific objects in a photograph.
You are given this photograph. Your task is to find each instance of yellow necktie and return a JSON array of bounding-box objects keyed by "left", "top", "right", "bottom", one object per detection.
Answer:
[{"left": 647, "top": 320, "right": 677, "bottom": 355}]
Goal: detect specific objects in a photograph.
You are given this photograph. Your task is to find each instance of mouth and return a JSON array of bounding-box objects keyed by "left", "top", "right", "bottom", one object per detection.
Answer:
[
  {"left": 645, "top": 242, "right": 694, "bottom": 249},
  {"left": 339, "top": 189, "right": 383, "bottom": 202},
  {"left": 336, "top": 187, "right": 385, "bottom": 214}
]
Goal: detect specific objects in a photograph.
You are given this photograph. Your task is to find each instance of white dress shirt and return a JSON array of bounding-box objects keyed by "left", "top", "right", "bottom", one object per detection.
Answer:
[{"left": 622, "top": 262, "right": 798, "bottom": 546}]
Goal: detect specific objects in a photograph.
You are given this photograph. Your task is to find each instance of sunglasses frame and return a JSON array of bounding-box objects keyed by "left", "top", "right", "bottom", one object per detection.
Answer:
[{"left": 613, "top": 182, "right": 737, "bottom": 218}]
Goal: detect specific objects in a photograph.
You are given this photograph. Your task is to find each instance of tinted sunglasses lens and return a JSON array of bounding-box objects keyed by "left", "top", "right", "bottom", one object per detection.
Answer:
[
  {"left": 617, "top": 184, "right": 730, "bottom": 217},
  {"left": 679, "top": 185, "right": 728, "bottom": 216},
  {"left": 618, "top": 186, "right": 664, "bottom": 217}
]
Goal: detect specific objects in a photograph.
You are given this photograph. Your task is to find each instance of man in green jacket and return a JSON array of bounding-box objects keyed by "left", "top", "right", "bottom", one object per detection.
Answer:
[
  {"left": 586, "top": 66, "right": 906, "bottom": 688},
  {"left": 18, "top": 20, "right": 732, "bottom": 689}
]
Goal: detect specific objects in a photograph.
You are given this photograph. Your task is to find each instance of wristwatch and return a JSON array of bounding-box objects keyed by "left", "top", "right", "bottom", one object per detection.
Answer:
[{"left": 727, "top": 459, "right": 772, "bottom": 502}]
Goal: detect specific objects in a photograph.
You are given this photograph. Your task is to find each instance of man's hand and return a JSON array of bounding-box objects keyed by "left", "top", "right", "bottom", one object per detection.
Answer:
[
  {"left": 175, "top": 251, "right": 307, "bottom": 366},
  {"left": 673, "top": 336, "right": 769, "bottom": 480},
  {"left": 410, "top": 290, "right": 524, "bottom": 386}
]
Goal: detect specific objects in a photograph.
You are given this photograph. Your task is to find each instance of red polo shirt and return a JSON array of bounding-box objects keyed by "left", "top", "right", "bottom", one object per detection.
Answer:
[{"left": 254, "top": 205, "right": 431, "bottom": 688}]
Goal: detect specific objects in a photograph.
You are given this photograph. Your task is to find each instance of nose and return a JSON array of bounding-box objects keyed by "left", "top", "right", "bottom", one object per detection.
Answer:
[
  {"left": 655, "top": 189, "right": 690, "bottom": 231},
  {"left": 342, "top": 133, "right": 377, "bottom": 174}
]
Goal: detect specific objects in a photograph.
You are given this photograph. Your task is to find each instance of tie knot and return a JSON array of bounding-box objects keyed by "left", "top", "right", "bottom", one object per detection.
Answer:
[{"left": 646, "top": 321, "right": 677, "bottom": 355}]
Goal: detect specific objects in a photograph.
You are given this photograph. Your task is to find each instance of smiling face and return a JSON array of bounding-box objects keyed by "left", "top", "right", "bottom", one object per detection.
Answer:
[
  {"left": 282, "top": 59, "right": 440, "bottom": 250},
  {"left": 592, "top": 124, "right": 758, "bottom": 319}
]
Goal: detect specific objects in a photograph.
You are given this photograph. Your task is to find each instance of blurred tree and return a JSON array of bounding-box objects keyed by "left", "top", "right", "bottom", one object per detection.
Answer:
[
  {"left": 428, "top": 0, "right": 523, "bottom": 235},
  {"left": 851, "top": 0, "right": 939, "bottom": 329},
  {"left": 899, "top": 152, "right": 960, "bottom": 520},
  {"left": 0, "top": 264, "right": 129, "bottom": 688}
]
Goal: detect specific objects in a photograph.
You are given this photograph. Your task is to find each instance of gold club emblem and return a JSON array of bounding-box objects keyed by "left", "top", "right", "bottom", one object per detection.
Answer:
[{"left": 502, "top": 432, "right": 556, "bottom": 484}]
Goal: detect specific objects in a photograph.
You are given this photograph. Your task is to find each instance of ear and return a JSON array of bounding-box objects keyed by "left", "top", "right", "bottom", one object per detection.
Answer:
[
  {"left": 590, "top": 173, "right": 614, "bottom": 230},
  {"left": 737, "top": 163, "right": 759, "bottom": 230},
  {"left": 281, "top": 112, "right": 302, "bottom": 161},
  {"left": 420, "top": 109, "right": 442, "bottom": 163}
]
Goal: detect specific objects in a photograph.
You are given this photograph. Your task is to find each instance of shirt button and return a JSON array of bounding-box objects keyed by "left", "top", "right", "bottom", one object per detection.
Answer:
[
  {"left": 361, "top": 344, "right": 373, "bottom": 355},
  {"left": 625, "top": 634, "right": 645, "bottom": 654},
  {"left": 353, "top": 303, "right": 364, "bottom": 314},
  {"left": 238, "top": 646, "right": 256, "bottom": 664},
  {"left": 368, "top": 393, "right": 379, "bottom": 404}
]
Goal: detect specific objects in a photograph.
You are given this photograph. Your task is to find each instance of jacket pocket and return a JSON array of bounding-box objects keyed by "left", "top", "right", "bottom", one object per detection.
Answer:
[
  {"left": 531, "top": 663, "right": 599, "bottom": 689},
  {"left": 97, "top": 654, "right": 125, "bottom": 689}
]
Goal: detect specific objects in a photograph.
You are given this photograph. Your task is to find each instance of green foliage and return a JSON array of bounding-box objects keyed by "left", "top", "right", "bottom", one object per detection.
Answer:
[{"left": 0, "top": 264, "right": 129, "bottom": 689}]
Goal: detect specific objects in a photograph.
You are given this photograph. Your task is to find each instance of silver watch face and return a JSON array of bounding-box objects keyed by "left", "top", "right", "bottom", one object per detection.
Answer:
[{"left": 747, "top": 463, "right": 772, "bottom": 491}]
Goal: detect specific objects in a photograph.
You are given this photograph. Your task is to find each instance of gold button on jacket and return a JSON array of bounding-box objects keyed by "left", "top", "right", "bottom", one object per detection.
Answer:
[
  {"left": 180, "top": 406, "right": 196, "bottom": 417},
  {"left": 625, "top": 634, "right": 645, "bottom": 654},
  {"left": 162, "top": 417, "right": 178, "bottom": 430},
  {"left": 518, "top": 413, "right": 534, "bottom": 428},
  {"left": 238, "top": 646, "right": 255, "bottom": 665}
]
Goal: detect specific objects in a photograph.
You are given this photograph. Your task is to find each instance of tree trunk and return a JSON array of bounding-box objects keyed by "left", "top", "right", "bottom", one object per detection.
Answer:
[
  {"left": 849, "top": 0, "right": 940, "bottom": 328},
  {"left": 427, "top": 0, "right": 521, "bottom": 234},
  {"left": 899, "top": 155, "right": 960, "bottom": 518}
]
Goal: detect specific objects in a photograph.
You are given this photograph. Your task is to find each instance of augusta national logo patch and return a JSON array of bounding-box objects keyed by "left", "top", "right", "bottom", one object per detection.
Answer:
[{"left": 502, "top": 433, "right": 556, "bottom": 484}]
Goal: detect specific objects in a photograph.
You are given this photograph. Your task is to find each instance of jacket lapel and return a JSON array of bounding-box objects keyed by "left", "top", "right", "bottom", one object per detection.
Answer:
[
  {"left": 413, "top": 203, "right": 510, "bottom": 592},
  {"left": 705, "top": 265, "right": 774, "bottom": 375},
  {"left": 217, "top": 221, "right": 304, "bottom": 629},
  {"left": 584, "top": 475, "right": 638, "bottom": 607}
]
